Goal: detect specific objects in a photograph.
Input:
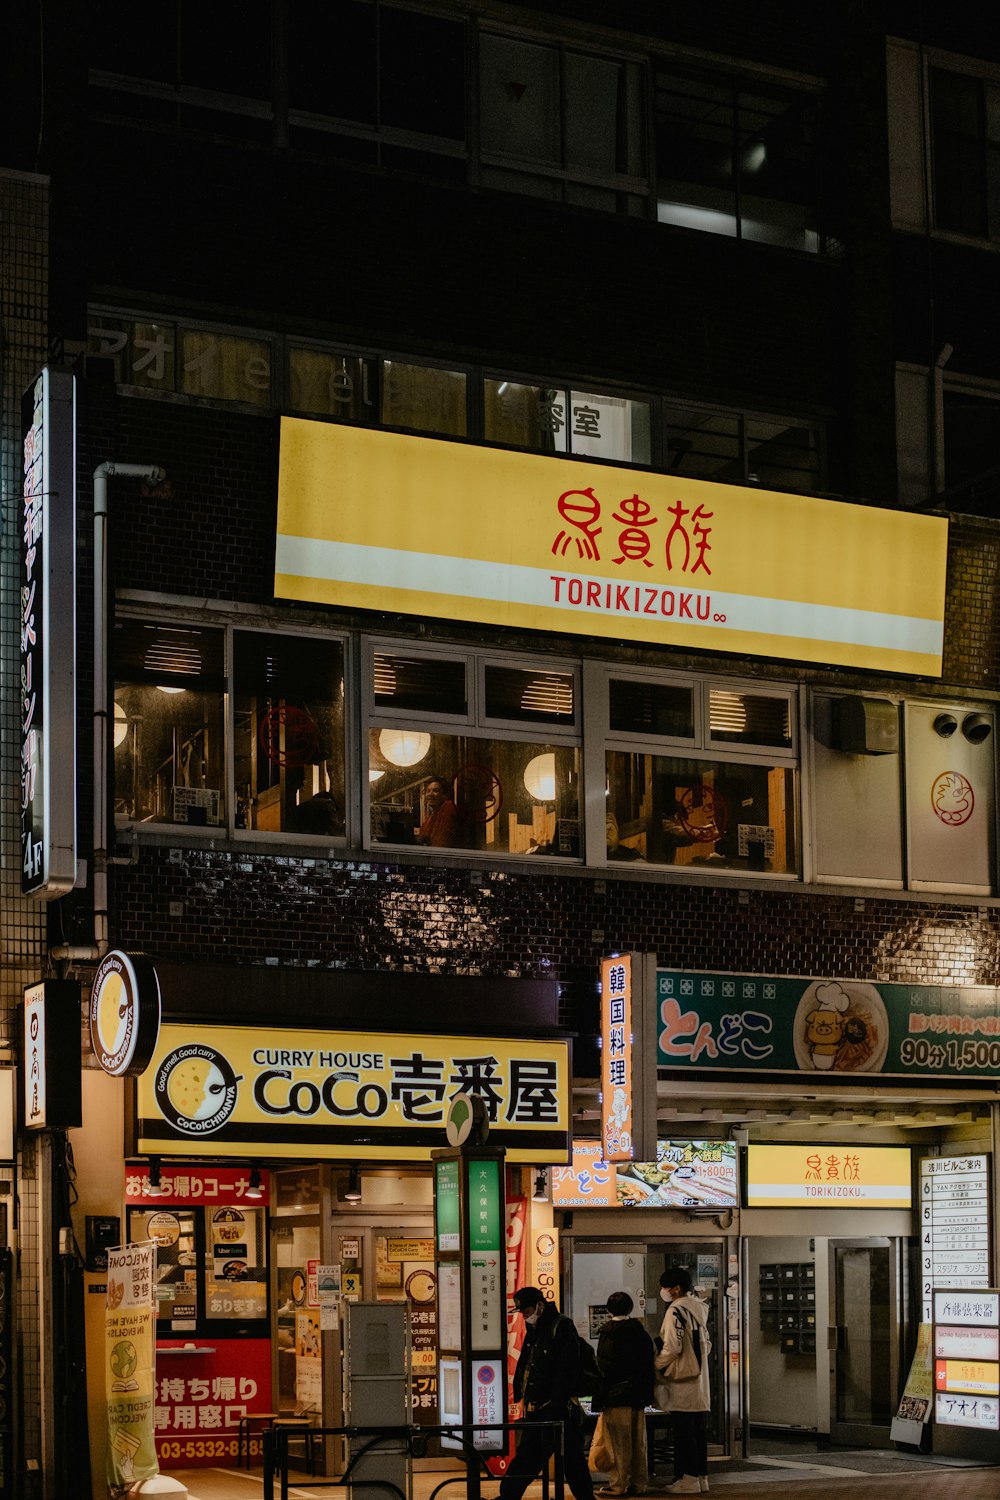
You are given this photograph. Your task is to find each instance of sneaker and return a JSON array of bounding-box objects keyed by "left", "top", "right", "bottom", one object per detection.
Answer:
[
  {"left": 699, "top": 1480, "right": 710, "bottom": 1494},
  {"left": 666, "top": 1481, "right": 700, "bottom": 1494}
]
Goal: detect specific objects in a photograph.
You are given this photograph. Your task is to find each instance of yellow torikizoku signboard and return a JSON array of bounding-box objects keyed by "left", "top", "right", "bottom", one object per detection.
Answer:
[
  {"left": 274, "top": 420, "right": 948, "bottom": 675},
  {"left": 745, "top": 1143, "right": 912, "bottom": 1207},
  {"left": 136, "top": 1024, "right": 570, "bottom": 1164}
]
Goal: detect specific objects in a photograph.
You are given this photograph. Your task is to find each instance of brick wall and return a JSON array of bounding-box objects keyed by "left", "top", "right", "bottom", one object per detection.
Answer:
[{"left": 109, "top": 846, "right": 1000, "bottom": 1044}]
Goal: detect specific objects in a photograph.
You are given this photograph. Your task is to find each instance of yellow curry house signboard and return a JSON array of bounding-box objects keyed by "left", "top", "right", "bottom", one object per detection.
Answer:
[
  {"left": 275, "top": 421, "right": 948, "bottom": 676},
  {"left": 137, "top": 1024, "right": 571, "bottom": 1163}
]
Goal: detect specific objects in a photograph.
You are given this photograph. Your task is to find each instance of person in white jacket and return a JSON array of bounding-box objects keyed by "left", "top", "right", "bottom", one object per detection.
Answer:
[{"left": 653, "top": 1268, "right": 711, "bottom": 1494}]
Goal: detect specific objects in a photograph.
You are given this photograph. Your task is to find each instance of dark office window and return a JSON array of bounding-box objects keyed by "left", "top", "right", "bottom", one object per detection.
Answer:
[
  {"left": 180, "top": 1, "right": 272, "bottom": 99},
  {"left": 656, "top": 69, "right": 823, "bottom": 252},
  {"left": 943, "top": 388, "right": 1000, "bottom": 494},
  {"left": 480, "top": 33, "right": 645, "bottom": 208},
  {"left": 665, "top": 404, "right": 822, "bottom": 494},
  {"left": 90, "top": 0, "right": 271, "bottom": 99},
  {"left": 90, "top": 2, "right": 180, "bottom": 81},
  {"left": 931, "top": 69, "right": 1000, "bottom": 238},
  {"left": 289, "top": 1, "right": 464, "bottom": 141}
]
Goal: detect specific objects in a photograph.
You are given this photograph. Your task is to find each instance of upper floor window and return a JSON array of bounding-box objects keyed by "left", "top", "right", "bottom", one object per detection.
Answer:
[
  {"left": 89, "top": 307, "right": 825, "bottom": 494},
  {"left": 931, "top": 68, "right": 1000, "bottom": 239},
  {"left": 367, "top": 644, "right": 582, "bottom": 858},
  {"left": 478, "top": 33, "right": 646, "bottom": 212},
  {"left": 655, "top": 69, "right": 824, "bottom": 252},
  {"left": 89, "top": 313, "right": 273, "bottom": 406},
  {"left": 942, "top": 383, "right": 1000, "bottom": 499},
  {"left": 288, "top": 1, "right": 466, "bottom": 168},
  {"left": 484, "top": 380, "right": 652, "bottom": 465},
  {"left": 90, "top": 0, "right": 274, "bottom": 138},
  {"left": 665, "top": 402, "right": 822, "bottom": 494},
  {"left": 601, "top": 669, "right": 798, "bottom": 873},
  {"left": 113, "top": 620, "right": 227, "bottom": 827},
  {"left": 114, "top": 617, "right": 347, "bottom": 839}
]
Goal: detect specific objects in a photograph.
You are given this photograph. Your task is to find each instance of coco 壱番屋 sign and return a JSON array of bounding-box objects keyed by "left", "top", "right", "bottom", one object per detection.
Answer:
[
  {"left": 90, "top": 951, "right": 162, "bottom": 1077},
  {"left": 137, "top": 1023, "right": 570, "bottom": 1163}
]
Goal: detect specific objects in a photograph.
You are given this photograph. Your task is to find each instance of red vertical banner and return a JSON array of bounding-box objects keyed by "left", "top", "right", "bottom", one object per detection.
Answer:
[
  {"left": 601, "top": 954, "right": 634, "bottom": 1162},
  {"left": 485, "top": 1193, "right": 528, "bottom": 1476}
]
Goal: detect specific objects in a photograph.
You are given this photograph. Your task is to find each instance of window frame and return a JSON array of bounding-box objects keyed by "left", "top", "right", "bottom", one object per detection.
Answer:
[
  {"left": 113, "top": 607, "right": 354, "bottom": 850},
  {"left": 587, "top": 661, "right": 800, "bottom": 875},
  {"left": 89, "top": 301, "right": 828, "bottom": 496},
  {"left": 652, "top": 61, "right": 828, "bottom": 254},
  {"left": 364, "top": 639, "right": 583, "bottom": 858}
]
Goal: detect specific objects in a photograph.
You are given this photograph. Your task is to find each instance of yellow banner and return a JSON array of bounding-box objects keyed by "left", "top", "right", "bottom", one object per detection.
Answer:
[
  {"left": 106, "top": 1242, "right": 158, "bottom": 1493},
  {"left": 275, "top": 420, "right": 948, "bottom": 674},
  {"left": 746, "top": 1144, "right": 912, "bottom": 1207},
  {"left": 137, "top": 1024, "right": 570, "bottom": 1163}
]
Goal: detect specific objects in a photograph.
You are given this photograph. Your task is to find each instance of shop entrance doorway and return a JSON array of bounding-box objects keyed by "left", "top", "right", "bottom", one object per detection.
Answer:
[
  {"left": 747, "top": 1234, "right": 902, "bottom": 1454},
  {"left": 828, "top": 1237, "right": 898, "bottom": 1447},
  {"left": 567, "top": 1239, "right": 732, "bottom": 1460}
]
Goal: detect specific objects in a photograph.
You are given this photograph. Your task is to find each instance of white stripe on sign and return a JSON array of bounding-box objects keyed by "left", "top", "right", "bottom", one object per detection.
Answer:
[{"left": 275, "top": 536, "right": 943, "bottom": 657}]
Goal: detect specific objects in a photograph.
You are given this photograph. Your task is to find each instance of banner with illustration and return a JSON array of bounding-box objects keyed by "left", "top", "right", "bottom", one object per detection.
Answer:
[
  {"left": 106, "top": 1242, "right": 158, "bottom": 1494},
  {"left": 657, "top": 970, "right": 1000, "bottom": 1080}
]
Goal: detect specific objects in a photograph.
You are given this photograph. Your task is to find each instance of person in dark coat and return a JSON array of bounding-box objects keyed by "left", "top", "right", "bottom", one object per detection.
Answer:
[
  {"left": 592, "top": 1291, "right": 655, "bottom": 1496},
  {"left": 499, "top": 1286, "right": 595, "bottom": 1500}
]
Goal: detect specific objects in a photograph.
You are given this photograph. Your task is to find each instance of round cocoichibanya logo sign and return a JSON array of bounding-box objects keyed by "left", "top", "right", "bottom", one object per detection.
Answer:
[
  {"left": 89, "top": 950, "right": 161, "bottom": 1077},
  {"left": 154, "top": 1044, "right": 242, "bottom": 1136}
]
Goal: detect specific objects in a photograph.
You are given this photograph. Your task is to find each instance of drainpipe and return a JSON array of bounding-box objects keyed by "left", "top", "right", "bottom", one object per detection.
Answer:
[{"left": 50, "top": 462, "right": 166, "bottom": 963}]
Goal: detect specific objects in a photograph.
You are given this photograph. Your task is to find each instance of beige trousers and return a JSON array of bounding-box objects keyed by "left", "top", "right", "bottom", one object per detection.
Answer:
[{"left": 601, "top": 1406, "right": 648, "bottom": 1494}]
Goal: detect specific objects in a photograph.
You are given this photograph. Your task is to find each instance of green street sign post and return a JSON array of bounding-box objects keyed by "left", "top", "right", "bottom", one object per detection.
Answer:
[{"left": 434, "top": 1096, "right": 508, "bottom": 1495}]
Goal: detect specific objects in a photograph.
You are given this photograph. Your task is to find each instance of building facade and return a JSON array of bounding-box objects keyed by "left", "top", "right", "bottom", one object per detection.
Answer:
[{"left": 4, "top": 3, "right": 1000, "bottom": 1495}]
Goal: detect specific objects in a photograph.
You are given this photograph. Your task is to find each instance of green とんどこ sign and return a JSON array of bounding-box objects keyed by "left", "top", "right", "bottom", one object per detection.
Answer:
[{"left": 657, "top": 971, "right": 1000, "bottom": 1080}]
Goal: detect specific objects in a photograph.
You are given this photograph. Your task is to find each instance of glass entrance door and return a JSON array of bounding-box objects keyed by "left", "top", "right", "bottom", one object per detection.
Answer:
[
  {"left": 828, "top": 1238, "right": 899, "bottom": 1447},
  {"left": 569, "top": 1240, "right": 730, "bottom": 1453}
]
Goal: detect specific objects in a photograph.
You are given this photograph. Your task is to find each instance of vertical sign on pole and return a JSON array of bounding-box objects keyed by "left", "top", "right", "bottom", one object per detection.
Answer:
[
  {"left": 434, "top": 1095, "right": 508, "bottom": 1484},
  {"left": 20, "top": 368, "right": 77, "bottom": 898},
  {"left": 601, "top": 955, "right": 633, "bottom": 1162},
  {"left": 601, "top": 953, "right": 657, "bottom": 1165}
]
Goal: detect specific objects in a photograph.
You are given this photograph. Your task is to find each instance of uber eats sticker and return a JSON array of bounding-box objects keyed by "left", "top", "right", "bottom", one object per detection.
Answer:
[{"left": 137, "top": 1024, "right": 571, "bottom": 1163}]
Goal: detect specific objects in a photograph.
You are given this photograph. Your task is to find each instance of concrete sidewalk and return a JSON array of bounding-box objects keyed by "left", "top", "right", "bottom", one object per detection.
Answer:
[{"left": 167, "top": 1450, "right": 1000, "bottom": 1500}]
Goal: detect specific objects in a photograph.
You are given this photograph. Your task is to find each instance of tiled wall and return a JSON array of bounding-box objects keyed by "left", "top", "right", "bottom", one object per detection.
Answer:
[
  {"left": 110, "top": 846, "right": 1000, "bottom": 1033},
  {"left": 0, "top": 166, "right": 51, "bottom": 1497}
]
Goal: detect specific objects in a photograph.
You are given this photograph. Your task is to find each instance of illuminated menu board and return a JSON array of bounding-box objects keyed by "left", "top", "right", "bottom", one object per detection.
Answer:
[
  {"left": 919, "top": 1155, "right": 991, "bottom": 1322},
  {"left": 551, "top": 1140, "right": 737, "bottom": 1209}
]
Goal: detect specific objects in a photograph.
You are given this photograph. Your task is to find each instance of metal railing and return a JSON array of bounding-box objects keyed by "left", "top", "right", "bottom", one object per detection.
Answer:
[{"left": 265, "top": 1419, "right": 567, "bottom": 1500}]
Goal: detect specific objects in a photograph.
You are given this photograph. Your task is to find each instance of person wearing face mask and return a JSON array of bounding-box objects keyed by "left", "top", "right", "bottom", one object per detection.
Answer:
[
  {"left": 500, "top": 1286, "right": 595, "bottom": 1500},
  {"left": 592, "top": 1290, "right": 655, "bottom": 1496},
  {"left": 654, "top": 1269, "right": 712, "bottom": 1494}
]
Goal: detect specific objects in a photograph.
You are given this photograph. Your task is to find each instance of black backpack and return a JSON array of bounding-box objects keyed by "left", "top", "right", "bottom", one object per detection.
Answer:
[{"left": 576, "top": 1331, "right": 600, "bottom": 1394}]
